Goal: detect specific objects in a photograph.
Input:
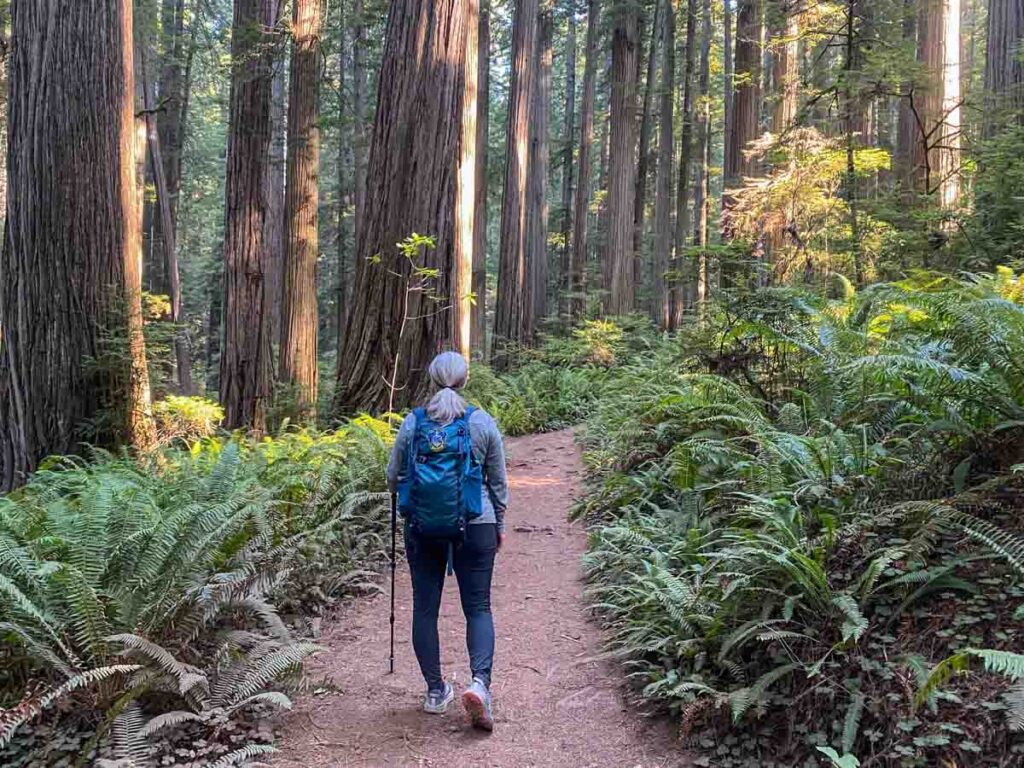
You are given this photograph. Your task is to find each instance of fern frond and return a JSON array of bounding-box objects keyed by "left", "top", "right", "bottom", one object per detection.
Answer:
[
  {"left": 207, "top": 744, "right": 277, "bottom": 768},
  {"left": 0, "top": 664, "right": 143, "bottom": 749}
]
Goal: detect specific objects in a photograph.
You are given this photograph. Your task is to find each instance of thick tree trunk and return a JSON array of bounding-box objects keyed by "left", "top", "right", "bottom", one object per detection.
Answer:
[
  {"left": 604, "top": 2, "right": 639, "bottom": 315},
  {"left": 672, "top": 0, "right": 697, "bottom": 322},
  {"left": 983, "top": 0, "right": 1024, "bottom": 134},
  {"left": 528, "top": 6, "right": 553, "bottom": 324},
  {"left": 220, "top": 0, "right": 277, "bottom": 432},
  {"left": 266, "top": 28, "right": 287, "bottom": 354},
  {"left": 913, "top": 0, "right": 961, "bottom": 206},
  {"left": 455, "top": 0, "right": 481, "bottom": 361},
  {"left": 653, "top": 0, "right": 675, "bottom": 329},
  {"left": 558, "top": 9, "right": 577, "bottom": 316},
  {"left": 723, "top": 0, "right": 734, "bottom": 180},
  {"left": 896, "top": 0, "right": 917, "bottom": 195},
  {"left": 727, "top": 0, "right": 761, "bottom": 184},
  {"left": 694, "top": 0, "right": 712, "bottom": 315},
  {"left": 335, "top": 0, "right": 350, "bottom": 351},
  {"left": 1, "top": 0, "right": 154, "bottom": 490},
  {"left": 495, "top": 0, "right": 539, "bottom": 363},
  {"left": 353, "top": 0, "right": 368, "bottom": 243},
  {"left": 844, "top": 0, "right": 864, "bottom": 282},
  {"left": 569, "top": 0, "right": 600, "bottom": 320},
  {"left": 332, "top": 0, "right": 473, "bottom": 413},
  {"left": 471, "top": 3, "right": 490, "bottom": 358},
  {"left": 938, "top": 0, "right": 961, "bottom": 208},
  {"left": 771, "top": 3, "right": 798, "bottom": 132},
  {"left": 632, "top": 0, "right": 661, "bottom": 296},
  {"left": 279, "top": 0, "right": 324, "bottom": 420}
]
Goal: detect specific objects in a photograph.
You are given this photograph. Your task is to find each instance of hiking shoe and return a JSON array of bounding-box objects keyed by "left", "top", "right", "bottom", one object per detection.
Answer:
[
  {"left": 423, "top": 682, "right": 455, "bottom": 714},
  {"left": 461, "top": 677, "right": 494, "bottom": 731}
]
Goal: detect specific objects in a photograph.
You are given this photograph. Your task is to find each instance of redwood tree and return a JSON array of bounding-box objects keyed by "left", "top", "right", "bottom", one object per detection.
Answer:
[
  {"left": 220, "top": 0, "right": 278, "bottom": 431},
  {"left": 726, "top": 0, "right": 762, "bottom": 185},
  {"left": 528, "top": 5, "right": 553, "bottom": 322},
  {"left": 495, "top": 0, "right": 539, "bottom": 362},
  {"left": 569, "top": 0, "right": 601, "bottom": 320},
  {"left": 913, "top": 0, "right": 961, "bottom": 206},
  {"left": 673, "top": 0, "right": 698, "bottom": 319},
  {"left": 279, "top": 0, "right": 325, "bottom": 420},
  {"left": 984, "top": 0, "right": 1024, "bottom": 132},
  {"left": 652, "top": 0, "right": 675, "bottom": 328},
  {"left": 456, "top": 0, "right": 482, "bottom": 360},
  {"left": 0, "top": 0, "right": 154, "bottom": 490},
  {"left": 605, "top": 0, "right": 640, "bottom": 315},
  {"left": 471, "top": 2, "right": 490, "bottom": 356},
  {"left": 332, "top": 0, "right": 475, "bottom": 413},
  {"left": 558, "top": 8, "right": 577, "bottom": 314}
]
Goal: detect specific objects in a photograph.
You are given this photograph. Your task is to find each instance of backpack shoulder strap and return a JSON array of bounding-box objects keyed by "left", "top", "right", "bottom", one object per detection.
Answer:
[{"left": 407, "top": 409, "right": 426, "bottom": 471}]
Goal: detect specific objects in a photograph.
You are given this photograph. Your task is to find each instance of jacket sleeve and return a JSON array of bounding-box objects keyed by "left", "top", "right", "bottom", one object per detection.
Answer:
[
  {"left": 483, "top": 416, "right": 510, "bottom": 533},
  {"left": 386, "top": 413, "right": 417, "bottom": 494}
]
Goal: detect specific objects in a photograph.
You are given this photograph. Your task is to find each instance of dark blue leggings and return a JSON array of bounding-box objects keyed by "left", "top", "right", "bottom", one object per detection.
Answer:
[{"left": 404, "top": 522, "right": 497, "bottom": 691}]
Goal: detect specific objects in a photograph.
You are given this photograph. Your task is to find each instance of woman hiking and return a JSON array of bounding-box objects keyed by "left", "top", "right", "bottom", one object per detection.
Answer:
[{"left": 387, "top": 351, "right": 509, "bottom": 731}]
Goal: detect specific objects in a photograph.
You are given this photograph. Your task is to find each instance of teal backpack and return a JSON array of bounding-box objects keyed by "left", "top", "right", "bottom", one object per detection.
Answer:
[{"left": 398, "top": 406, "right": 484, "bottom": 540}]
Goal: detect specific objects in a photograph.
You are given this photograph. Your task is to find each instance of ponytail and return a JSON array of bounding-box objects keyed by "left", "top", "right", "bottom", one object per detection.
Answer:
[{"left": 426, "top": 352, "right": 469, "bottom": 424}]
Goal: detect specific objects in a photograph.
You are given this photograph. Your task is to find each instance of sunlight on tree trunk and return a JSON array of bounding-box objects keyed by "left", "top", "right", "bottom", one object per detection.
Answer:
[{"left": 279, "top": 0, "right": 325, "bottom": 421}]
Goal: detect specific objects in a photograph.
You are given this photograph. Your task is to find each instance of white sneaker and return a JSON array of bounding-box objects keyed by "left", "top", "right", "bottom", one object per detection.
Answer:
[
  {"left": 461, "top": 677, "right": 494, "bottom": 731},
  {"left": 423, "top": 681, "right": 454, "bottom": 714}
]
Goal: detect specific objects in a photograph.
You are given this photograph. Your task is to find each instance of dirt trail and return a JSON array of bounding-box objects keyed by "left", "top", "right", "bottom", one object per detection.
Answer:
[{"left": 276, "top": 429, "right": 688, "bottom": 768}]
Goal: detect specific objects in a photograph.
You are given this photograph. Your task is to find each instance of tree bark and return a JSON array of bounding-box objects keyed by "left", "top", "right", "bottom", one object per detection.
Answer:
[
  {"left": 653, "top": 0, "right": 675, "bottom": 329},
  {"left": 279, "top": 0, "right": 324, "bottom": 421},
  {"left": 569, "top": 0, "right": 600, "bottom": 320},
  {"left": 335, "top": 0, "right": 351, "bottom": 350},
  {"left": 455, "top": 0, "right": 481, "bottom": 361},
  {"left": 694, "top": 0, "right": 712, "bottom": 316},
  {"left": 528, "top": 5, "right": 553, "bottom": 324},
  {"left": 770, "top": 2, "right": 798, "bottom": 132},
  {"left": 558, "top": 9, "right": 577, "bottom": 316},
  {"left": 353, "top": 0, "right": 368, "bottom": 244},
  {"left": 726, "top": 0, "right": 761, "bottom": 184},
  {"left": 1, "top": 0, "right": 154, "bottom": 490},
  {"left": 604, "top": 2, "right": 639, "bottom": 315},
  {"left": 895, "top": 0, "right": 917, "bottom": 194},
  {"left": 266, "top": 22, "right": 287, "bottom": 354},
  {"left": 672, "top": 0, "right": 697, "bottom": 321},
  {"left": 723, "top": 0, "right": 734, "bottom": 181},
  {"left": 844, "top": 0, "right": 864, "bottom": 282},
  {"left": 331, "top": 0, "right": 474, "bottom": 413},
  {"left": 220, "top": 0, "right": 277, "bottom": 432},
  {"left": 632, "top": 0, "right": 661, "bottom": 295},
  {"left": 495, "top": 0, "right": 539, "bottom": 364},
  {"left": 983, "top": 0, "right": 1024, "bottom": 134},
  {"left": 913, "top": 0, "right": 961, "bottom": 206},
  {"left": 471, "top": 2, "right": 490, "bottom": 358}
]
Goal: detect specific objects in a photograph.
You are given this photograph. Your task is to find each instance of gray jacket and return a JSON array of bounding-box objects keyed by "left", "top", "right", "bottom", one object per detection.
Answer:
[{"left": 386, "top": 407, "right": 509, "bottom": 532}]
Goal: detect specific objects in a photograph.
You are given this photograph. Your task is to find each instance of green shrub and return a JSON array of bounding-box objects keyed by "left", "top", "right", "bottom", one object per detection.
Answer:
[
  {"left": 0, "top": 419, "right": 391, "bottom": 764},
  {"left": 575, "top": 272, "right": 1024, "bottom": 766},
  {"left": 152, "top": 395, "right": 224, "bottom": 444}
]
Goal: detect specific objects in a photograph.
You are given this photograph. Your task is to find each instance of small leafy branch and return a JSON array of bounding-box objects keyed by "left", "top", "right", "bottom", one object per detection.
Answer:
[{"left": 372, "top": 234, "right": 451, "bottom": 415}]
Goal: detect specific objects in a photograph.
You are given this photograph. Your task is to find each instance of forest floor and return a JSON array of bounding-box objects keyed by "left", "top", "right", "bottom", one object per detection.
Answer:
[{"left": 275, "top": 429, "right": 689, "bottom": 768}]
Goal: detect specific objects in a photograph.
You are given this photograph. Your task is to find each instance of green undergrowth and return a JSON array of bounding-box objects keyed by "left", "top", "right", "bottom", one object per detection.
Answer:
[
  {"left": 0, "top": 417, "right": 392, "bottom": 767},
  {"left": 573, "top": 270, "right": 1024, "bottom": 767}
]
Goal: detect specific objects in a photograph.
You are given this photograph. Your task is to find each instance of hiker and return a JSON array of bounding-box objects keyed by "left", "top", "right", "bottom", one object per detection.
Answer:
[{"left": 387, "top": 351, "right": 509, "bottom": 731}]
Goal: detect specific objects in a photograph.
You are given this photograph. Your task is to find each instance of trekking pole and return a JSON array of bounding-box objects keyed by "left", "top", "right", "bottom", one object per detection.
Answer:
[{"left": 389, "top": 491, "right": 397, "bottom": 674}]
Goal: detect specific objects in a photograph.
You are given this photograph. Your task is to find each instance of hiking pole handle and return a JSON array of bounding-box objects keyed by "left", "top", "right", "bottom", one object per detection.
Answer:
[{"left": 389, "top": 491, "right": 397, "bottom": 675}]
